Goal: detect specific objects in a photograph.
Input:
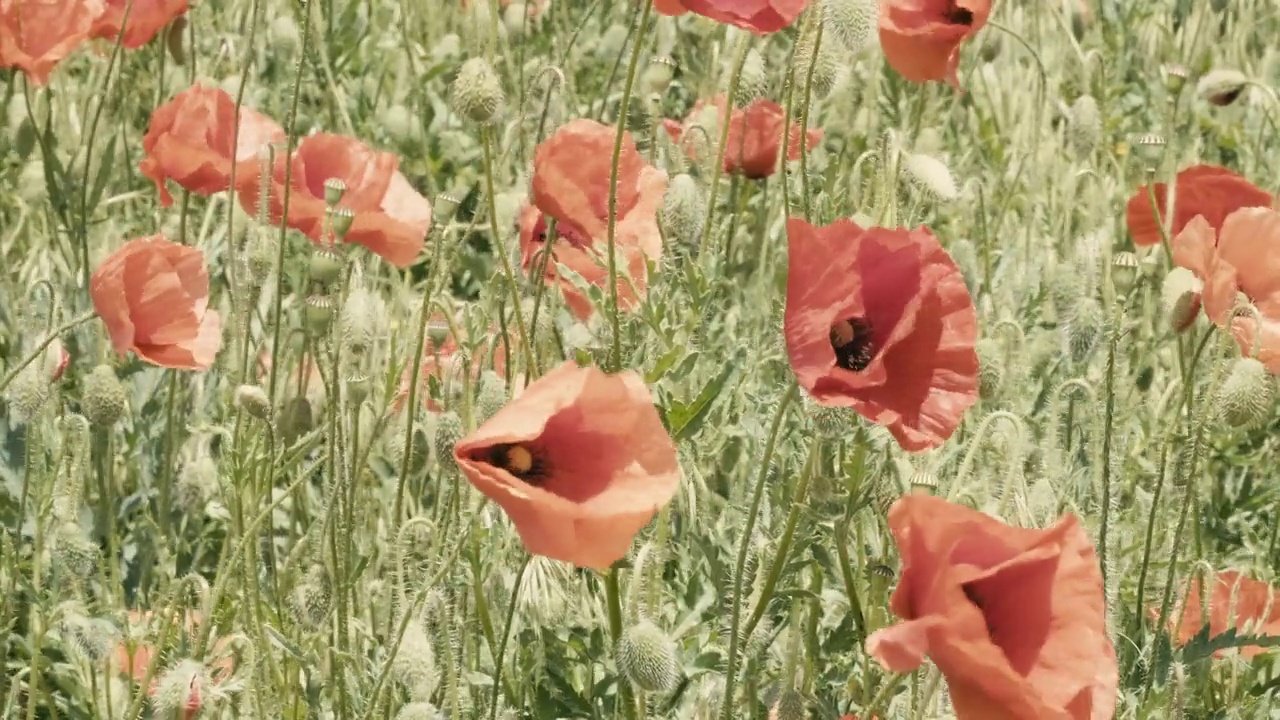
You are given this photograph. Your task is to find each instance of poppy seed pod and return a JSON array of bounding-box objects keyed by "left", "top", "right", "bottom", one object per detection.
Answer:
[
  {"left": 1130, "top": 133, "right": 1166, "bottom": 168},
  {"left": 327, "top": 206, "right": 355, "bottom": 239},
  {"left": 617, "top": 621, "right": 680, "bottom": 693},
  {"left": 640, "top": 56, "right": 677, "bottom": 96},
  {"left": 1162, "top": 63, "right": 1190, "bottom": 95},
  {"left": 822, "top": 0, "right": 878, "bottom": 54},
  {"left": 234, "top": 384, "right": 271, "bottom": 420},
  {"left": 1197, "top": 69, "right": 1249, "bottom": 107},
  {"left": 660, "top": 173, "right": 706, "bottom": 248},
  {"left": 81, "top": 364, "right": 128, "bottom": 427},
  {"left": 323, "top": 178, "right": 347, "bottom": 207},
  {"left": 909, "top": 471, "right": 938, "bottom": 495},
  {"left": 1111, "top": 251, "right": 1140, "bottom": 297},
  {"left": 1216, "top": 357, "right": 1274, "bottom": 428},
  {"left": 451, "top": 57, "right": 505, "bottom": 123},
  {"left": 304, "top": 295, "right": 335, "bottom": 335},
  {"left": 1160, "top": 268, "right": 1202, "bottom": 333},
  {"left": 309, "top": 248, "right": 346, "bottom": 286}
]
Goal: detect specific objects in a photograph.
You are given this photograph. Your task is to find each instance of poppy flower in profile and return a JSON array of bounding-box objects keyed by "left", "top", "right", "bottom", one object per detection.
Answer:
[
  {"left": 91, "top": 0, "right": 188, "bottom": 49},
  {"left": 237, "top": 133, "right": 432, "bottom": 268},
  {"left": 663, "top": 96, "right": 823, "bottom": 180},
  {"left": 1125, "top": 164, "right": 1272, "bottom": 247},
  {"left": 0, "top": 0, "right": 105, "bottom": 85},
  {"left": 140, "top": 84, "right": 285, "bottom": 207},
  {"left": 1172, "top": 208, "right": 1280, "bottom": 371},
  {"left": 653, "top": 0, "right": 808, "bottom": 34},
  {"left": 453, "top": 361, "right": 681, "bottom": 569},
  {"left": 784, "top": 218, "right": 978, "bottom": 451},
  {"left": 866, "top": 495, "right": 1118, "bottom": 720},
  {"left": 1169, "top": 569, "right": 1280, "bottom": 658},
  {"left": 879, "top": 0, "right": 991, "bottom": 86},
  {"left": 520, "top": 119, "right": 666, "bottom": 320},
  {"left": 90, "top": 235, "right": 222, "bottom": 370}
]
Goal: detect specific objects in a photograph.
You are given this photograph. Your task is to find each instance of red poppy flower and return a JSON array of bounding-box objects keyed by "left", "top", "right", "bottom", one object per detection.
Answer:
[
  {"left": 879, "top": 0, "right": 991, "bottom": 87},
  {"left": 91, "top": 0, "right": 187, "bottom": 49},
  {"left": 1169, "top": 569, "right": 1280, "bottom": 659},
  {"left": 140, "top": 83, "right": 285, "bottom": 207},
  {"left": 663, "top": 96, "right": 823, "bottom": 179},
  {"left": 453, "top": 361, "right": 680, "bottom": 569},
  {"left": 653, "top": 0, "right": 808, "bottom": 34},
  {"left": 236, "top": 133, "right": 432, "bottom": 268},
  {"left": 393, "top": 316, "right": 511, "bottom": 413},
  {"left": 115, "top": 610, "right": 234, "bottom": 720},
  {"left": 1126, "top": 164, "right": 1272, "bottom": 248},
  {"left": 784, "top": 218, "right": 977, "bottom": 451},
  {"left": 0, "top": 0, "right": 104, "bottom": 85},
  {"left": 867, "top": 495, "right": 1117, "bottom": 720},
  {"left": 520, "top": 119, "right": 666, "bottom": 320},
  {"left": 90, "top": 235, "right": 222, "bottom": 370},
  {"left": 1173, "top": 208, "right": 1280, "bottom": 371}
]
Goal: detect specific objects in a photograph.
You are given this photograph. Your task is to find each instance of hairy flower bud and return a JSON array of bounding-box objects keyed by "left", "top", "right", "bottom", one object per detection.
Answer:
[
  {"left": 901, "top": 152, "right": 959, "bottom": 202},
  {"left": 234, "top": 384, "right": 271, "bottom": 420},
  {"left": 1063, "top": 297, "right": 1104, "bottom": 363},
  {"left": 822, "top": 0, "right": 877, "bottom": 54},
  {"left": 451, "top": 58, "right": 505, "bottom": 123},
  {"left": 396, "top": 703, "right": 445, "bottom": 720},
  {"left": 53, "top": 523, "right": 99, "bottom": 578},
  {"left": 1068, "top": 95, "right": 1102, "bottom": 155},
  {"left": 246, "top": 226, "right": 277, "bottom": 287},
  {"left": 475, "top": 371, "right": 509, "bottom": 422},
  {"left": 176, "top": 454, "right": 218, "bottom": 513},
  {"left": 81, "top": 364, "right": 127, "bottom": 427},
  {"left": 390, "top": 619, "right": 438, "bottom": 700},
  {"left": 617, "top": 621, "right": 680, "bottom": 693},
  {"left": 732, "top": 47, "right": 768, "bottom": 105},
  {"left": 975, "top": 339, "right": 1004, "bottom": 401},
  {"left": 772, "top": 690, "right": 807, "bottom": 720},
  {"left": 432, "top": 411, "right": 465, "bottom": 470},
  {"left": 660, "top": 173, "right": 706, "bottom": 249},
  {"left": 793, "top": 27, "right": 845, "bottom": 99},
  {"left": 341, "top": 287, "right": 388, "bottom": 356},
  {"left": 1217, "top": 358, "right": 1274, "bottom": 428},
  {"left": 1161, "top": 267, "right": 1202, "bottom": 333}
]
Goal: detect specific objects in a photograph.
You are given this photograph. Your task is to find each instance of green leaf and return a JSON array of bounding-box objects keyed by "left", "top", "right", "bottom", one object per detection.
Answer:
[
  {"left": 645, "top": 345, "right": 684, "bottom": 384},
  {"left": 667, "top": 357, "right": 738, "bottom": 442},
  {"left": 87, "top": 133, "right": 119, "bottom": 216},
  {"left": 1182, "top": 624, "right": 1280, "bottom": 664}
]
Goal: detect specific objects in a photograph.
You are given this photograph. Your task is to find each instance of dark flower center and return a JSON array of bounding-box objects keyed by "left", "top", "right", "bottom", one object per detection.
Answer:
[
  {"left": 533, "top": 213, "right": 591, "bottom": 250},
  {"left": 962, "top": 582, "right": 997, "bottom": 634},
  {"left": 830, "top": 317, "right": 876, "bottom": 372},
  {"left": 946, "top": 3, "right": 974, "bottom": 25},
  {"left": 487, "top": 443, "right": 548, "bottom": 486}
]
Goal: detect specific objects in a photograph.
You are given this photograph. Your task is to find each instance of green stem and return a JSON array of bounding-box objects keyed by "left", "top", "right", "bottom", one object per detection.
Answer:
[
  {"left": 605, "top": 568, "right": 635, "bottom": 720},
  {"left": 0, "top": 311, "right": 96, "bottom": 395},
  {"left": 720, "top": 383, "right": 799, "bottom": 720},
  {"left": 696, "top": 36, "right": 750, "bottom": 258},
  {"left": 743, "top": 440, "right": 819, "bottom": 638},
  {"left": 480, "top": 126, "right": 535, "bottom": 374},
  {"left": 488, "top": 557, "right": 531, "bottom": 720}
]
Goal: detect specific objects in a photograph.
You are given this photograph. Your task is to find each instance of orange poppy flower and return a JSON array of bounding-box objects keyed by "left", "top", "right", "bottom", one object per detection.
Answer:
[
  {"left": 1169, "top": 569, "right": 1280, "bottom": 658},
  {"left": 393, "top": 317, "right": 510, "bottom": 413},
  {"left": 1173, "top": 207, "right": 1280, "bottom": 371},
  {"left": 236, "top": 133, "right": 432, "bottom": 268},
  {"left": 879, "top": 0, "right": 991, "bottom": 87},
  {"left": 0, "top": 0, "right": 104, "bottom": 85},
  {"left": 867, "top": 495, "right": 1117, "bottom": 720},
  {"left": 1125, "top": 164, "right": 1272, "bottom": 248},
  {"left": 140, "top": 83, "right": 285, "bottom": 207},
  {"left": 91, "top": 0, "right": 187, "bottom": 49},
  {"left": 520, "top": 119, "right": 666, "bottom": 320},
  {"left": 452, "top": 361, "right": 680, "bottom": 569},
  {"left": 115, "top": 610, "right": 234, "bottom": 720},
  {"left": 663, "top": 96, "right": 823, "bottom": 180},
  {"left": 652, "top": 0, "right": 808, "bottom": 34},
  {"left": 784, "top": 218, "right": 978, "bottom": 451},
  {"left": 90, "top": 235, "right": 222, "bottom": 370}
]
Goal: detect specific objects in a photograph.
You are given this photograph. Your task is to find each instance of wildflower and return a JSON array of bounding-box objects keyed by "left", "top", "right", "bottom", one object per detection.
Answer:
[
  {"left": 520, "top": 119, "right": 666, "bottom": 320},
  {"left": 1125, "top": 164, "right": 1272, "bottom": 248},
  {"left": 1173, "top": 208, "right": 1280, "bottom": 371},
  {"left": 663, "top": 96, "right": 823, "bottom": 180},
  {"left": 90, "top": 236, "right": 222, "bottom": 370},
  {"left": 1169, "top": 569, "right": 1280, "bottom": 658},
  {"left": 783, "top": 218, "right": 978, "bottom": 451},
  {"left": 236, "top": 133, "right": 433, "bottom": 268},
  {"left": 453, "top": 361, "right": 681, "bottom": 568},
  {"left": 652, "top": 0, "right": 808, "bottom": 34},
  {"left": 393, "top": 317, "right": 510, "bottom": 412},
  {"left": 0, "top": 0, "right": 104, "bottom": 85},
  {"left": 140, "top": 84, "right": 285, "bottom": 207},
  {"left": 879, "top": 0, "right": 990, "bottom": 87},
  {"left": 115, "top": 610, "right": 234, "bottom": 719},
  {"left": 866, "top": 495, "right": 1117, "bottom": 720},
  {"left": 91, "top": 0, "right": 188, "bottom": 49}
]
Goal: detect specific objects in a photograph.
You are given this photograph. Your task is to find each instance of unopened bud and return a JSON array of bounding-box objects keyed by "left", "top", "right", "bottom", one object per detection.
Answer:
[
  {"left": 822, "top": 0, "right": 877, "bottom": 55},
  {"left": 1197, "top": 69, "right": 1249, "bottom": 107},
  {"left": 433, "top": 411, "right": 465, "bottom": 470},
  {"left": 975, "top": 339, "right": 1004, "bottom": 401},
  {"left": 617, "top": 621, "right": 680, "bottom": 693},
  {"left": 309, "top": 248, "right": 345, "bottom": 286},
  {"left": 234, "top": 384, "right": 271, "bottom": 419},
  {"left": 806, "top": 397, "right": 854, "bottom": 439},
  {"left": 660, "top": 173, "right": 705, "bottom": 248},
  {"left": 1063, "top": 297, "right": 1104, "bottom": 363},
  {"left": 305, "top": 295, "right": 335, "bottom": 335},
  {"left": 476, "top": 371, "right": 508, "bottom": 422},
  {"left": 53, "top": 523, "right": 99, "bottom": 578},
  {"left": 165, "top": 15, "right": 188, "bottom": 66},
  {"left": 176, "top": 454, "right": 218, "bottom": 512},
  {"left": 1112, "top": 251, "right": 1140, "bottom": 297},
  {"left": 451, "top": 57, "right": 505, "bottom": 123},
  {"left": 1217, "top": 358, "right": 1274, "bottom": 428},
  {"left": 7, "top": 368, "right": 51, "bottom": 423},
  {"left": 246, "top": 226, "right": 276, "bottom": 286},
  {"left": 793, "top": 28, "right": 844, "bottom": 99},
  {"left": 341, "top": 287, "right": 388, "bottom": 356},
  {"left": 1161, "top": 267, "right": 1202, "bottom": 333},
  {"left": 81, "top": 364, "right": 127, "bottom": 427},
  {"left": 772, "top": 690, "right": 807, "bottom": 720},
  {"left": 901, "top": 152, "right": 959, "bottom": 202},
  {"left": 732, "top": 47, "right": 768, "bottom": 105},
  {"left": 279, "top": 396, "right": 315, "bottom": 445},
  {"left": 1068, "top": 95, "right": 1102, "bottom": 155},
  {"left": 396, "top": 703, "right": 445, "bottom": 720}
]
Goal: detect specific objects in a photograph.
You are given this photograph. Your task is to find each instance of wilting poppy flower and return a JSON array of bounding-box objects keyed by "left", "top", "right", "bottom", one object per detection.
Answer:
[
  {"left": 0, "top": 0, "right": 105, "bottom": 85},
  {"left": 653, "top": 0, "right": 807, "bottom": 34},
  {"left": 663, "top": 96, "right": 823, "bottom": 179},
  {"left": 236, "top": 133, "right": 432, "bottom": 268},
  {"left": 91, "top": 0, "right": 188, "bottom": 49},
  {"left": 879, "top": 0, "right": 991, "bottom": 86},
  {"left": 90, "top": 235, "right": 222, "bottom": 370},
  {"left": 520, "top": 119, "right": 666, "bottom": 320},
  {"left": 140, "top": 84, "right": 285, "bottom": 207},
  {"left": 1169, "top": 569, "right": 1280, "bottom": 658},
  {"left": 46, "top": 338, "right": 71, "bottom": 381},
  {"left": 453, "top": 361, "right": 680, "bottom": 568},
  {"left": 784, "top": 218, "right": 978, "bottom": 451},
  {"left": 1126, "top": 164, "right": 1272, "bottom": 248},
  {"left": 1173, "top": 208, "right": 1280, "bottom": 371},
  {"left": 866, "top": 495, "right": 1117, "bottom": 720}
]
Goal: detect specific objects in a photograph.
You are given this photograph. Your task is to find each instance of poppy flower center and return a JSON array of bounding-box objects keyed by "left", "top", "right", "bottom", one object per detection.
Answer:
[
  {"left": 830, "top": 317, "right": 876, "bottom": 372},
  {"left": 487, "top": 443, "right": 548, "bottom": 486},
  {"left": 533, "top": 213, "right": 591, "bottom": 250},
  {"left": 945, "top": 3, "right": 974, "bottom": 25}
]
